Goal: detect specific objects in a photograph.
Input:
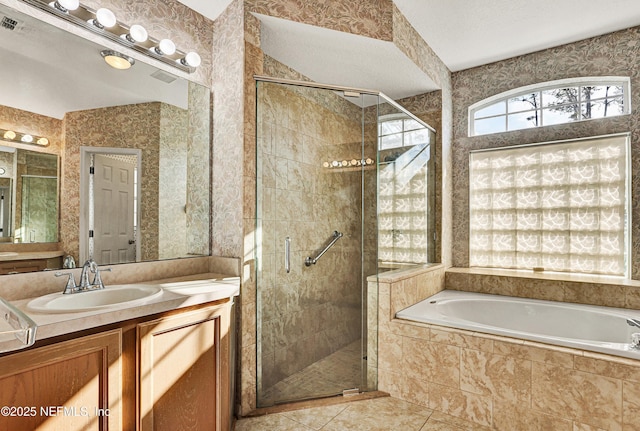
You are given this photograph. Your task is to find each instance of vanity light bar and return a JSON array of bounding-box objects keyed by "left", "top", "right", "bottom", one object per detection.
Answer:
[
  {"left": 322, "top": 158, "right": 375, "bottom": 169},
  {"left": 20, "top": 0, "right": 201, "bottom": 73},
  {"left": 0, "top": 128, "right": 49, "bottom": 146}
]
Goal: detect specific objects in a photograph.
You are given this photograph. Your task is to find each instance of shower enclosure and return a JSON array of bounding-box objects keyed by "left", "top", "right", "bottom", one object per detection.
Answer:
[{"left": 255, "top": 77, "right": 436, "bottom": 407}]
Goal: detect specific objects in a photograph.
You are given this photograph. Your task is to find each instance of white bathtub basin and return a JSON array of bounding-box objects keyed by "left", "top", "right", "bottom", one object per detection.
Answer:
[
  {"left": 27, "top": 284, "right": 163, "bottom": 313},
  {"left": 397, "top": 290, "right": 640, "bottom": 360}
]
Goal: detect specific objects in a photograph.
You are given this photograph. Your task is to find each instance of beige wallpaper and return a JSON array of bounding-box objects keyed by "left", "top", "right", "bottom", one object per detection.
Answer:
[
  {"left": 0, "top": 105, "right": 63, "bottom": 155},
  {"left": 451, "top": 26, "right": 640, "bottom": 280},
  {"left": 62, "top": 103, "right": 161, "bottom": 262},
  {"left": 248, "top": 0, "right": 393, "bottom": 41},
  {"left": 186, "top": 82, "right": 212, "bottom": 256},
  {"left": 77, "top": 0, "right": 213, "bottom": 87},
  {"left": 159, "top": 103, "right": 189, "bottom": 259}
]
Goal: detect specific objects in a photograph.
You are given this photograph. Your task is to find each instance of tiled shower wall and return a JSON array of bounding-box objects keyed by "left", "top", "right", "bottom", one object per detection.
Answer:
[
  {"left": 242, "top": 0, "right": 453, "bottom": 415},
  {"left": 257, "top": 81, "right": 365, "bottom": 392},
  {"left": 15, "top": 152, "right": 58, "bottom": 243}
]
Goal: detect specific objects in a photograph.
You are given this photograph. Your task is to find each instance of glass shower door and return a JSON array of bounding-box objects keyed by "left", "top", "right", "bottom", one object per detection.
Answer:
[
  {"left": 20, "top": 175, "right": 58, "bottom": 243},
  {"left": 255, "top": 80, "right": 377, "bottom": 406}
]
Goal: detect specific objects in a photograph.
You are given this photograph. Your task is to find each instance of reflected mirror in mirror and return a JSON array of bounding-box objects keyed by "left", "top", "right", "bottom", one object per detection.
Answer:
[
  {"left": 0, "top": 145, "right": 59, "bottom": 244},
  {"left": 0, "top": 1, "right": 211, "bottom": 273}
]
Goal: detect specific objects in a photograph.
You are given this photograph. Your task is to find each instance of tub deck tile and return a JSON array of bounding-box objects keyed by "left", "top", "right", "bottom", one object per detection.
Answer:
[
  {"left": 403, "top": 337, "right": 460, "bottom": 389},
  {"left": 493, "top": 339, "right": 575, "bottom": 367},
  {"left": 430, "top": 327, "right": 494, "bottom": 352},
  {"left": 459, "top": 348, "right": 532, "bottom": 404},
  {"left": 531, "top": 362, "right": 622, "bottom": 431},
  {"left": 575, "top": 354, "right": 640, "bottom": 383},
  {"left": 623, "top": 380, "right": 640, "bottom": 431},
  {"left": 427, "top": 382, "right": 492, "bottom": 428}
]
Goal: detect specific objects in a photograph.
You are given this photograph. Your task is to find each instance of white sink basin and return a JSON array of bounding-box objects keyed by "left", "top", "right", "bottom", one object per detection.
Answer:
[
  {"left": 27, "top": 284, "right": 163, "bottom": 313},
  {"left": 160, "top": 279, "right": 238, "bottom": 296}
]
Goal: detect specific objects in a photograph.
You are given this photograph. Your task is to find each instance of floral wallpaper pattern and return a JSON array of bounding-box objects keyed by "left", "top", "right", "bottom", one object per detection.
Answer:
[
  {"left": 247, "top": 0, "right": 393, "bottom": 41},
  {"left": 79, "top": 0, "right": 213, "bottom": 86},
  {"left": 0, "top": 105, "right": 62, "bottom": 155},
  {"left": 451, "top": 26, "right": 640, "bottom": 280},
  {"left": 63, "top": 103, "right": 161, "bottom": 262}
]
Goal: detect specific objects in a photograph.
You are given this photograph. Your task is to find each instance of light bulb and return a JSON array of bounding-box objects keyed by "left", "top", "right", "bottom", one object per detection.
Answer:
[
  {"left": 3, "top": 130, "right": 16, "bottom": 140},
  {"left": 21, "top": 134, "right": 33, "bottom": 143},
  {"left": 101, "top": 50, "right": 135, "bottom": 70},
  {"left": 322, "top": 161, "right": 329, "bottom": 168},
  {"left": 154, "top": 39, "right": 176, "bottom": 56},
  {"left": 50, "top": 0, "right": 79, "bottom": 12},
  {"left": 89, "top": 8, "right": 116, "bottom": 29},
  {"left": 180, "top": 51, "right": 201, "bottom": 68},
  {"left": 36, "top": 137, "right": 49, "bottom": 146},
  {"left": 122, "top": 24, "right": 148, "bottom": 43}
]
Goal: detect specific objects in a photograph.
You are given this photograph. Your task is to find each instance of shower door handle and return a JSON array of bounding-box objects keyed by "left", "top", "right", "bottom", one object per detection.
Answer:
[{"left": 285, "top": 237, "right": 291, "bottom": 273}]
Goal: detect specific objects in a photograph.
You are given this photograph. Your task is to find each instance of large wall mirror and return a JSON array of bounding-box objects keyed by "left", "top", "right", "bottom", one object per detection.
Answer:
[{"left": 0, "top": 1, "right": 211, "bottom": 271}]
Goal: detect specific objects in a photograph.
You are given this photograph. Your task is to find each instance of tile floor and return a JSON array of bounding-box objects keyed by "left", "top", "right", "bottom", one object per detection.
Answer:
[
  {"left": 261, "top": 341, "right": 362, "bottom": 405},
  {"left": 234, "top": 396, "right": 489, "bottom": 431}
]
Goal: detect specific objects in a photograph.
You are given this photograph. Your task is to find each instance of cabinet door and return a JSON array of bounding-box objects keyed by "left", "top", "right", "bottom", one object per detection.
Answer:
[
  {"left": 0, "top": 329, "right": 122, "bottom": 431},
  {"left": 138, "top": 307, "right": 220, "bottom": 431}
]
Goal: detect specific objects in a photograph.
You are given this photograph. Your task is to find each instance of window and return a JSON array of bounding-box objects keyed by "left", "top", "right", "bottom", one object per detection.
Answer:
[
  {"left": 378, "top": 115, "right": 435, "bottom": 265},
  {"left": 469, "top": 77, "right": 630, "bottom": 136},
  {"left": 379, "top": 115, "right": 432, "bottom": 150},
  {"left": 469, "top": 134, "right": 630, "bottom": 276}
]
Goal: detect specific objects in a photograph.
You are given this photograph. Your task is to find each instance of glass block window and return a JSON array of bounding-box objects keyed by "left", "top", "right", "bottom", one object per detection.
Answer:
[
  {"left": 378, "top": 115, "right": 435, "bottom": 265},
  {"left": 469, "top": 134, "right": 630, "bottom": 276},
  {"left": 469, "top": 77, "right": 630, "bottom": 136}
]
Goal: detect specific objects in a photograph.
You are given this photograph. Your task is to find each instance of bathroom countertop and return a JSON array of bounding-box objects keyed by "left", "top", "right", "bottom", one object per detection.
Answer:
[
  {"left": 4, "top": 272, "right": 240, "bottom": 349},
  {"left": 0, "top": 250, "right": 65, "bottom": 261}
]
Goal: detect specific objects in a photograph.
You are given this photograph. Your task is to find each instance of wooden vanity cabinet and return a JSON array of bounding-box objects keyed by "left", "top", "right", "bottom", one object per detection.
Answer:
[
  {"left": 0, "top": 256, "right": 63, "bottom": 274},
  {"left": 0, "top": 259, "right": 47, "bottom": 274},
  {"left": 137, "top": 304, "right": 231, "bottom": 431},
  {"left": 0, "top": 298, "right": 234, "bottom": 431},
  {"left": 0, "top": 329, "right": 122, "bottom": 431}
]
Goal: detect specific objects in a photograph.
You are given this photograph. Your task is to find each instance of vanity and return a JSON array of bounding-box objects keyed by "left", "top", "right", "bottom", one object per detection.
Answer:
[
  {"left": 0, "top": 263, "right": 239, "bottom": 431},
  {"left": 0, "top": 0, "right": 225, "bottom": 429},
  {"left": 0, "top": 249, "right": 64, "bottom": 274}
]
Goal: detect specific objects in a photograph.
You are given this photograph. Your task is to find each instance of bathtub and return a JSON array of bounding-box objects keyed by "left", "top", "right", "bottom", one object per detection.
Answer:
[{"left": 396, "top": 290, "right": 640, "bottom": 360}]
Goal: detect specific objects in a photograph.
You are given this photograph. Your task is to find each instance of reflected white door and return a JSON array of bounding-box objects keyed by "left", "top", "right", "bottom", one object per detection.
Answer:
[{"left": 93, "top": 154, "right": 135, "bottom": 264}]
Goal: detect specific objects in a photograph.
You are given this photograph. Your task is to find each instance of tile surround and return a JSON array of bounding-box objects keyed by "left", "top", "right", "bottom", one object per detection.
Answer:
[
  {"left": 446, "top": 267, "right": 640, "bottom": 310},
  {"left": 377, "top": 266, "right": 640, "bottom": 430}
]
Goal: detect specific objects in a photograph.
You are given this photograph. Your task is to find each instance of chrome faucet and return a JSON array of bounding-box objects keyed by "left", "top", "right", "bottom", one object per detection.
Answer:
[
  {"left": 627, "top": 318, "right": 640, "bottom": 329},
  {"left": 55, "top": 258, "right": 111, "bottom": 294}
]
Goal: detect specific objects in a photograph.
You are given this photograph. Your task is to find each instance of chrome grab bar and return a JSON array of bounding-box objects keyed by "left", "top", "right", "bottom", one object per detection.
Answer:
[
  {"left": 285, "top": 236, "right": 291, "bottom": 273},
  {"left": 305, "top": 231, "right": 343, "bottom": 267}
]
